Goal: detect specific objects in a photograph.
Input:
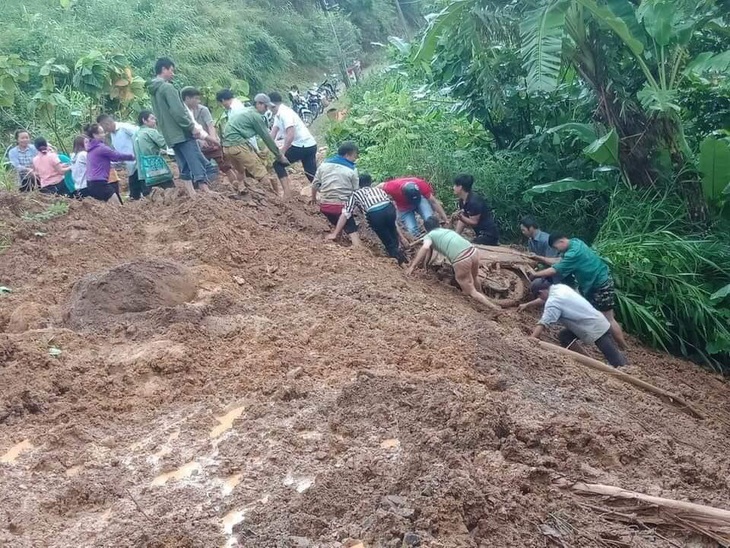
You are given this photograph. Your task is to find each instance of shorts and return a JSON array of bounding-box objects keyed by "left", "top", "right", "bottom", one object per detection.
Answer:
[
  {"left": 320, "top": 203, "right": 357, "bottom": 234},
  {"left": 86, "top": 180, "right": 117, "bottom": 202},
  {"left": 586, "top": 278, "right": 616, "bottom": 312},
  {"left": 274, "top": 144, "right": 318, "bottom": 182},
  {"left": 224, "top": 144, "right": 268, "bottom": 181}
]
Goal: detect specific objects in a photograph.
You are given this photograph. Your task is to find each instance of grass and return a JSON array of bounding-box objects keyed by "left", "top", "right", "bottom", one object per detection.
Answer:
[{"left": 21, "top": 200, "right": 70, "bottom": 222}]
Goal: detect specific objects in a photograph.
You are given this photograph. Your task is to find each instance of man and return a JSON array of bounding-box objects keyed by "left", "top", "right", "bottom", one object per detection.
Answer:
[
  {"left": 221, "top": 94, "right": 288, "bottom": 195},
  {"left": 452, "top": 173, "right": 500, "bottom": 245},
  {"left": 97, "top": 114, "right": 145, "bottom": 200},
  {"left": 149, "top": 57, "right": 217, "bottom": 197},
  {"left": 327, "top": 173, "right": 408, "bottom": 264},
  {"left": 528, "top": 280, "right": 627, "bottom": 367},
  {"left": 520, "top": 215, "right": 558, "bottom": 259},
  {"left": 268, "top": 91, "right": 318, "bottom": 199},
  {"left": 311, "top": 141, "right": 361, "bottom": 248},
  {"left": 380, "top": 177, "right": 448, "bottom": 237},
  {"left": 181, "top": 87, "right": 240, "bottom": 184},
  {"left": 408, "top": 217, "right": 500, "bottom": 310},
  {"left": 8, "top": 129, "right": 38, "bottom": 191},
  {"left": 530, "top": 232, "right": 628, "bottom": 349},
  {"left": 216, "top": 89, "right": 246, "bottom": 113}
]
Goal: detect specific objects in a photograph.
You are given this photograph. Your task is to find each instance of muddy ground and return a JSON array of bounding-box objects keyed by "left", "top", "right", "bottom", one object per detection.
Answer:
[{"left": 1, "top": 175, "right": 730, "bottom": 548}]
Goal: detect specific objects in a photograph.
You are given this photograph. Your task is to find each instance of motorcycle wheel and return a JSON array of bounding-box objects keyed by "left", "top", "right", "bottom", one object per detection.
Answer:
[{"left": 301, "top": 110, "right": 314, "bottom": 126}]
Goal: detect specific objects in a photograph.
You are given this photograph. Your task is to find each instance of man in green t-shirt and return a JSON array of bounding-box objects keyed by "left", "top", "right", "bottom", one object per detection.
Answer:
[
  {"left": 407, "top": 217, "right": 500, "bottom": 310},
  {"left": 530, "top": 232, "right": 627, "bottom": 349}
]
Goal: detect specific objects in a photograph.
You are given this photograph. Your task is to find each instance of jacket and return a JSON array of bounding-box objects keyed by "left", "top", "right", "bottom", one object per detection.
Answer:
[
  {"left": 86, "top": 139, "right": 135, "bottom": 183},
  {"left": 148, "top": 77, "right": 194, "bottom": 146}
]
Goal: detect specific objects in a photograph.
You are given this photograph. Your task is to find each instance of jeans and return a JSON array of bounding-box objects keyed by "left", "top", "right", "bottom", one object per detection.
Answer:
[
  {"left": 173, "top": 139, "right": 218, "bottom": 184},
  {"left": 399, "top": 196, "right": 434, "bottom": 236},
  {"left": 367, "top": 203, "right": 406, "bottom": 264}
]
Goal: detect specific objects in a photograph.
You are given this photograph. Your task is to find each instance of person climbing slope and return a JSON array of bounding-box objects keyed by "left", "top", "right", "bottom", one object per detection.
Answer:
[
  {"left": 380, "top": 176, "right": 448, "bottom": 237},
  {"left": 407, "top": 217, "right": 499, "bottom": 310},
  {"left": 85, "top": 123, "right": 135, "bottom": 204},
  {"left": 529, "top": 232, "right": 627, "bottom": 349},
  {"left": 528, "top": 280, "right": 627, "bottom": 367}
]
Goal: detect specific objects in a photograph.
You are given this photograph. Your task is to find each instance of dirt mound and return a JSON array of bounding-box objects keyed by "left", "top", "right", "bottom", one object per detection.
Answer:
[{"left": 63, "top": 259, "right": 197, "bottom": 331}]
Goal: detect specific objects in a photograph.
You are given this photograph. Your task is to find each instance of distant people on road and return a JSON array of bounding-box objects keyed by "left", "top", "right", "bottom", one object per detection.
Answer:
[
  {"left": 528, "top": 280, "right": 627, "bottom": 367},
  {"left": 97, "top": 114, "right": 143, "bottom": 200},
  {"left": 407, "top": 217, "right": 499, "bottom": 310},
  {"left": 149, "top": 57, "right": 217, "bottom": 197},
  {"left": 380, "top": 176, "right": 448, "bottom": 237},
  {"left": 268, "top": 91, "right": 318, "bottom": 200},
  {"left": 8, "top": 129, "right": 39, "bottom": 192},
  {"left": 529, "top": 232, "right": 627, "bottom": 350},
  {"left": 85, "top": 123, "right": 134, "bottom": 204},
  {"left": 32, "top": 137, "right": 71, "bottom": 196},
  {"left": 327, "top": 173, "right": 408, "bottom": 264},
  {"left": 452, "top": 173, "right": 500, "bottom": 245},
  {"left": 71, "top": 135, "right": 89, "bottom": 197},
  {"left": 312, "top": 141, "right": 361, "bottom": 248}
]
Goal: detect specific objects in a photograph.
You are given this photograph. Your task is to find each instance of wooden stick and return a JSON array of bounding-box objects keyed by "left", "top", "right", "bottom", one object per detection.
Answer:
[{"left": 537, "top": 341, "right": 706, "bottom": 420}]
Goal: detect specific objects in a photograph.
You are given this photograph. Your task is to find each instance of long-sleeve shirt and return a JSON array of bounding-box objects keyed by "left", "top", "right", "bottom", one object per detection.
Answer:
[
  {"left": 539, "top": 284, "right": 611, "bottom": 343},
  {"left": 312, "top": 156, "right": 358, "bottom": 205},
  {"left": 527, "top": 229, "right": 558, "bottom": 258},
  {"left": 222, "top": 107, "right": 279, "bottom": 156},
  {"left": 8, "top": 145, "right": 38, "bottom": 174},
  {"left": 86, "top": 139, "right": 134, "bottom": 182},
  {"left": 109, "top": 122, "right": 138, "bottom": 175},
  {"left": 149, "top": 77, "right": 195, "bottom": 146},
  {"left": 343, "top": 187, "right": 392, "bottom": 218}
]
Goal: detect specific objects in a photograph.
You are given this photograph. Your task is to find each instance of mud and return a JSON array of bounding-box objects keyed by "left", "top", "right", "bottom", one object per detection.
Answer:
[{"left": 1, "top": 178, "right": 730, "bottom": 548}]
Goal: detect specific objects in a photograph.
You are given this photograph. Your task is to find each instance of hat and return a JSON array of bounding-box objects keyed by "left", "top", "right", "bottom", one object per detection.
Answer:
[
  {"left": 253, "top": 93, "right": 273, "bottom": 106},
  {"left": 530, "top": 278, "right": 552, "bottom": 297},
  {"left": 402, "top": 182, "right": 422, "bottom": 204}
]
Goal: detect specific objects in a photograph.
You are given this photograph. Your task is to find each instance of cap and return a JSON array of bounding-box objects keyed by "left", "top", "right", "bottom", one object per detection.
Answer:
[
  {"left": 253, "top": 93, "right": 273, "bottom": 106},
  {"left": 402, "top": 182, "right": 422, "bottom": 204},
  {"left": 530, "top": 278, "right": 552, "bottom": 297}
]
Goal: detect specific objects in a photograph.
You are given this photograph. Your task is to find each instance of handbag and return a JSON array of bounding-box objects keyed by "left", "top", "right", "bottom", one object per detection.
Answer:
[{"left": 141, "top": 155, "right": 173, "bottom": 186}]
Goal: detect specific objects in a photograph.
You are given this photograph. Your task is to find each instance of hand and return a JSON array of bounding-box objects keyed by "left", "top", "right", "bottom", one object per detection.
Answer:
[
  {"left": 405, "top": 266, "right": 415, "bottom": 276},
  {"left": 527, "top": 271, "right": 536, "bottom": 280},
  {"left": 278, "top": 155, "right": 290, "bottom": 166},
  {"left": 325, "top": 233, "right": 337, "bottom": 241},
  {"left": 517, "top": 304, "right": 528, "bottom": 313}
]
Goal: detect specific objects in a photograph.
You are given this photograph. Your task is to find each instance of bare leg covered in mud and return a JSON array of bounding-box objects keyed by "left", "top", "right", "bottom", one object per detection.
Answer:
[
  {"left": 454, "top": 253, "right": 500, "bottom": 310},
  {"left": 603, "top": 309, "right": 628, "bottom": 350}
]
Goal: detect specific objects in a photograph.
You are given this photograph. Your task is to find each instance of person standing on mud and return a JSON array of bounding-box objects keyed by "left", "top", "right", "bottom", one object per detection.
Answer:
[
  {"left": 312, "top": 141, "right": 362, "bottom": 248},
  {"left": 380, "top": 177, "right": 449, "bottom": 237},
  {"left": 97, "top": 114, "right": 144, "bottom": 200},
  {"left": 407, "top": 217, "right": 500, "bottom": 310},
  {"left": 528, "top": 280, "right": 627, "bottom": 367},
  {"left": 529, "top": 232, "right": 628, "bottom": 350},
  {"left": 452, "top": 173, "right": 500, "bottom": 245},
  {"left": 327, "top": 173, "right": 409, "bottom": 264},
  {"left": 149, "top": 57, "right": 217, "bottom": 198},
  {"left": 84, "top": 123, "right": 135, "bottom": 204}
]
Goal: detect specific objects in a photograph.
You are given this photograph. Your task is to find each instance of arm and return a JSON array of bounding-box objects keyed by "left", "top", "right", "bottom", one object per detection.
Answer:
[
  {"left": 530, "top": 267, "right": 557, "bottom": 280},
  {"left": 396, "top": 223, "right": 410, "bottom": 247},
  {"left": 535, "top": 255, "right": 560, "bottom": 265},
  {"left": 406, "top": 245, "right": 431, "bottom": 275},
  {"left": 459, "top": 211, "right": 481, "bottom": 228},
  {"left": 102, "top": 145, "right": 135, "bottom": 163},
  {"left": 152, "top": 130, "right": 168, "bottom": 149},
  {"left": 518, "top": 298, "right": 544, "bottom": 313},
  {"left": 530, "top": 324, "right": 546, "bottom": 339},
  {"left": 281, "top": 126, "right": 296, "bottom": 154},
  {"left": 255, "top": 115, "right": 285, "bottom": 159},
  {"left": 270, "top": 125, "right": 279, "bottom": 141},
  {"left": 8, "top": 148, "right": 24, "bottom": 172},
  {"left": 53, "top": 156, "right": 71, "bottom": 174},
  {"left": 429, "top": 196, "right": 449, "bottom": 223},
  {"left": 165, "top": 87, "right": 195, "bottom": 133}
]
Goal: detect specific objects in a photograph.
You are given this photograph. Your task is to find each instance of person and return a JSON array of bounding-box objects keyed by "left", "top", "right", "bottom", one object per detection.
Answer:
[
  {"left": 407, "top": 217, "right": 499, "bottom": 310},
  {"left": 529, "top": 232, "right": 628, "bottom": 349},
  {"left": 327, "top": 173, "right": 408, "bottom": 264},
  {"left": 70, "top": 135, "right": 89, "bottom": 197},
  {"left": 221, "top": 94, "right": 289, "bottom": 195},
  {"left": 312, "top": 142, "right": 362, "bottom": 247},
  {"left": 268, "top": 91, "right": 318, "bottom": 199},
  {"left": 520, "top": 216, "right": 559, "bottom": 259},
  {"left": 31, "top": 137, "right": 71, "bottom": 195},
  {"left": 8, "top": 129, "right": 39, "bottom": 192},
  {"left": 149, "top": 57, "right": 217, "bottom": 197},
  {"left": 452, "top": 173, "right": 500, "bottom": 245},
  {"left": 134, "top": 110, "right": 175, "bottom": 190},
  {"left": 380, "top": 176, "right": 448, "bottom": 237},
  {"left": 528, "top": 280, "right": 627, "bottom": 367},
  {"left": 215, "top": 89, "right": 246, "bottom": 113},
  {"left": 97, "top": 114, "right": 144, "bottom": 200},
  {"left": 85, "top": 123, "right": 135, "bottom": 204}
]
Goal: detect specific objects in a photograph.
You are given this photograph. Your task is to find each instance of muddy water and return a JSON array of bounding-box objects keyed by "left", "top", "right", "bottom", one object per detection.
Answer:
[
  {"left": 1, "top": 439, "right": 33, "bottom": 464},
  {"left": 210, "top": 406, "right": 245, "bottom": 438}
]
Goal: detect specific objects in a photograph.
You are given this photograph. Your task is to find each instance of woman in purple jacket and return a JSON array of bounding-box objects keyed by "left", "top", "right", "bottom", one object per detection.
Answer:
[{"left": 84, "top": 123, "right": 135, "bottom": 203}]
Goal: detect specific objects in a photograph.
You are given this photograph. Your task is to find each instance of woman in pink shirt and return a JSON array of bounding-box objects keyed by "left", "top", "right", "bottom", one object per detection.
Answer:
[{"left": 31, "top": 137, "right": 71, "bottom": 195}]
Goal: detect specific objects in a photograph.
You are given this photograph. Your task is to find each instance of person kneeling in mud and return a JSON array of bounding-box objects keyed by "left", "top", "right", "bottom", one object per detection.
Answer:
[
  {"left": 407, "top": 217, "right": 500, "bottom": 310},
  {"left": 327, "top": 173, "right": 409, "bottom": 264},
  {"left": 528, "top": 279, "right": 627, "bottom": 367}
]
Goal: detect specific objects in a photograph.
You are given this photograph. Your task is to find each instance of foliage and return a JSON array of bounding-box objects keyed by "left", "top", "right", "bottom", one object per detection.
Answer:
[{"left": 21, "top": 200, "right": 70, "bottom": 222}]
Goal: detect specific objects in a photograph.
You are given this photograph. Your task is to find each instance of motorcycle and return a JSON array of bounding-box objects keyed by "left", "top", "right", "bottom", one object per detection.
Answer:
[
  {"left": 318, "top": 76, "right": 339, "bottom": 102},
  {"left": 289, "top": 90, "right": 314, "bottom": 126},
  {"left": 305, "top": 88, "right": 324, "bottom": 120}
]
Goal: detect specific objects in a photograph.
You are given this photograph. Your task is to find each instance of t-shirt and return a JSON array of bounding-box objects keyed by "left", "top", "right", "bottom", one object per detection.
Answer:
[
  {"left": 527, "top": 229, "right": 558, "bottom": 258},
  {"left": 274, "top": 104, "right": 316, "bottom": 148},
  {"left": 459, "top": 192, "right": 499, "bottom": 241},
  {"left": 110, "top": 122, "right": 138, "bottom": 175},
  {"left": 32, "top": 152, "right": 66, "bottom": 187},
  {"left": 58, "top": 153, "right": 74, "bottom": 193},
  {"left": 71, "top": 151, "right": 88, "bottom": 190},
  {"left": 193, "top": 105, "right": 214, "bottom": 130},
  {"left": 423, "top": 228, "right": 472, "bottom": 263},
  {"left": 553, "top": 238, "right": 610, "bottom": 295},
  {"left": 343, "top": 187, "right": 392, "bottom": 218},
  {"left": 539, "top": 284, "right": 610, "bottom": 343},
  {"left": 381, "top": 177, "right": 433, "bottom": 211}
]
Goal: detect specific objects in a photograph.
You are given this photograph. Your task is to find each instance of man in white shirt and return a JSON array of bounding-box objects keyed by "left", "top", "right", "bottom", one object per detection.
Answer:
[
  {"left": 529, "top": 280, "right": 627, "bottom": 367},
  {"left": 267, "top": 91, "right": 318, "bottom": 199},
  {"left": 97, "top": 114, "right": 146, "bottom": 200}
]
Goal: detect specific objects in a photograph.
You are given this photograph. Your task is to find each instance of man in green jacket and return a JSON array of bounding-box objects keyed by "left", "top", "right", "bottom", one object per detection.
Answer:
[
  {"left": 222, "top": 93, "right": 288, "bottom": 196},
  {"left": 149, "top": 57, "right": 217, "bottom": 197}
]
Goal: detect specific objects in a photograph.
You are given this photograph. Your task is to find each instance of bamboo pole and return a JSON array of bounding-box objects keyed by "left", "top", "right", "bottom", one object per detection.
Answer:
[{"left": 537, "top": 341, "right": 706, "bottom": 420}]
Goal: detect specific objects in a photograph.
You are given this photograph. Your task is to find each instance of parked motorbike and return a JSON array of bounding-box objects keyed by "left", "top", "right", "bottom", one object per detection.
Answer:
[
  {"left": 318, "top": 76, "right": 339, "bottom": 102},
  {"left": 289, "top": 90, "right": 314, "bottom": 126},
  {"left": 305, "top": 88, "right": 324, "bottom": 120}
]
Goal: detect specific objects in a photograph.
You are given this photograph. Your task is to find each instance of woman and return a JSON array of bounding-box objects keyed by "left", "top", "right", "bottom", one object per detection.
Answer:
[
  {"left": 70, "top": 135, "right": 89, "bottom": 197},
  {"left": 31, "top": 137, "right": 70, "bottom": 195},
  {"left": 134, "top": 110, "right": 174, "bottom": 189},
  {"left": 85, "top": 123, "right": 134, "bottom": 203},
  {"left": 8, "top": 129, "right": 39, "bottom": 192}
]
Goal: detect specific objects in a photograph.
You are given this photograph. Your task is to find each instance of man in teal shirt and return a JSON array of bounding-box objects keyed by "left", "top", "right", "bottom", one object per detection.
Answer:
[{"left": 529, "top": 232, "right": 627, "bottom": 349}]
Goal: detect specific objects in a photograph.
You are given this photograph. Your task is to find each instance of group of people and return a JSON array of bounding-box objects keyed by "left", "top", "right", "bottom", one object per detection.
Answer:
[{"left": 4, "top": 57, "right": 628, "bottom": 368}]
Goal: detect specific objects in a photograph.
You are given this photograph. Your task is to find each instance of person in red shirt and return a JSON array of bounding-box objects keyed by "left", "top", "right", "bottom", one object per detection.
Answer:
[{"left": 380, "top": 176, "right": 448, "bottom": 237}]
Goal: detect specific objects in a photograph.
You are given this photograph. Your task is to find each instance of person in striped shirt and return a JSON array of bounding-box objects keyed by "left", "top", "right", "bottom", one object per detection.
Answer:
[{"left": 327, "top": 173, "right": 409, "bottom": 265}]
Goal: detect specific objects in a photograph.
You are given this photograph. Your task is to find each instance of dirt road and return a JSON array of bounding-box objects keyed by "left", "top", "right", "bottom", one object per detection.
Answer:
[{"left": 1, "top": 185, "right": 729, "bottom": 547}]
